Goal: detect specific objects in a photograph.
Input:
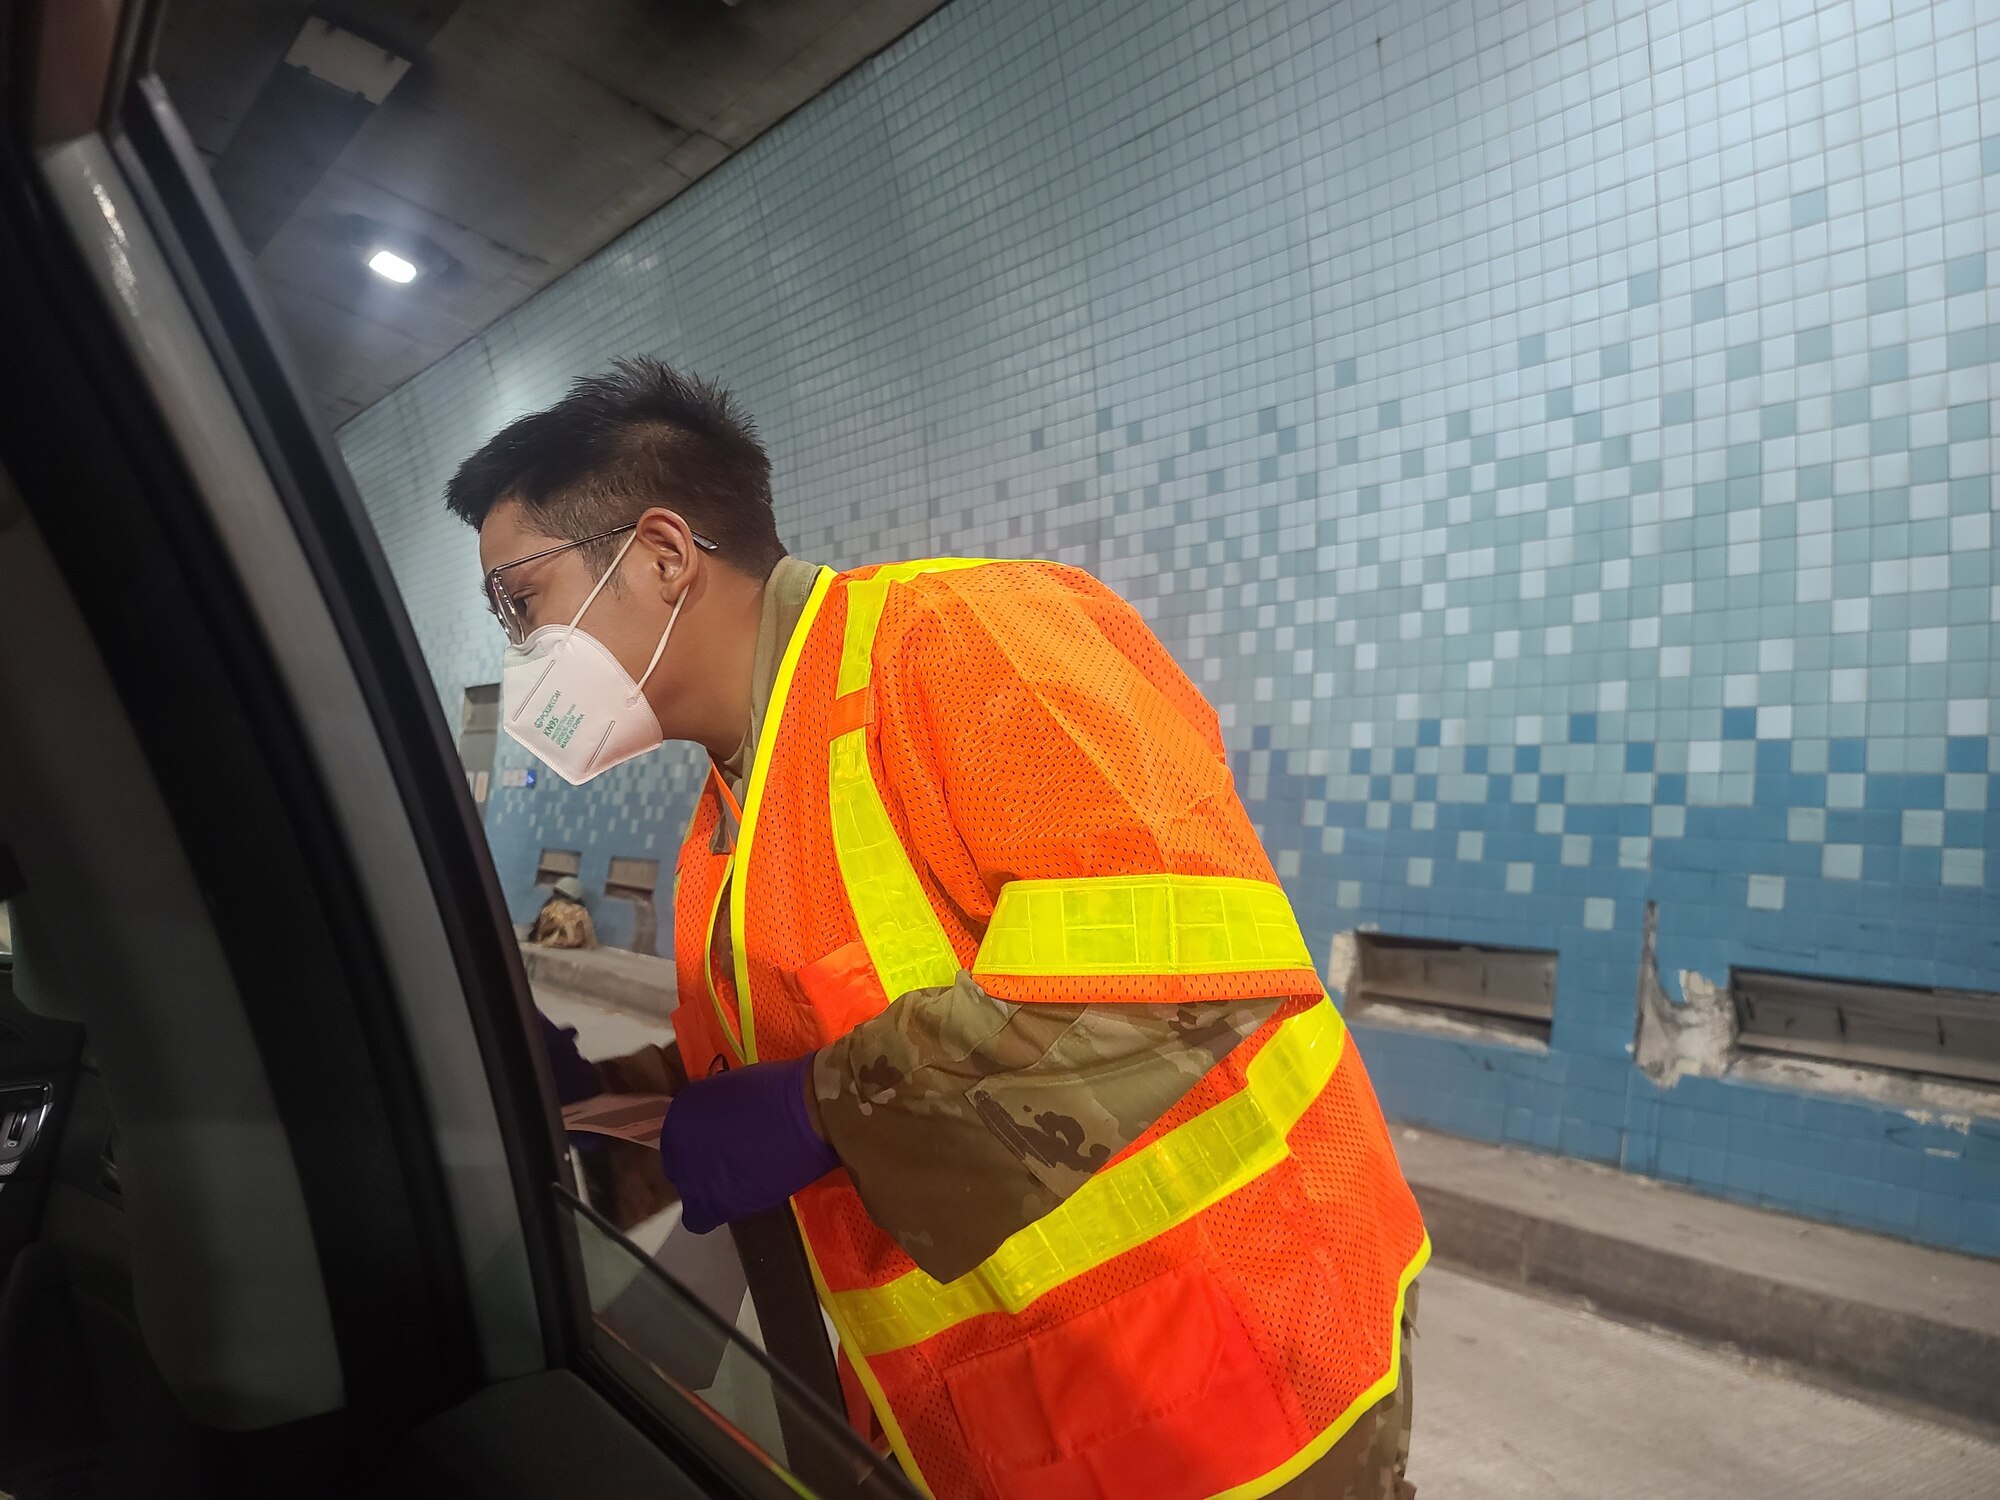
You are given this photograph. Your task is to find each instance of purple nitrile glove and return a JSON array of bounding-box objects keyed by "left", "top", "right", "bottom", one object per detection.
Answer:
[
  {"left": 537, "top": 1011, "right": 604, "bottom": 1106},
  {"left": 658, "top": 1054, "right": 840, "bottom": 1234}
]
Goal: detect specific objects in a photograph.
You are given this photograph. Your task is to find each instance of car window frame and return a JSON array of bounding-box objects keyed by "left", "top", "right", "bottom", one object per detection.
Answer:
[{"left": 3, "top": 3, "right": 877, "bottom": 1488}]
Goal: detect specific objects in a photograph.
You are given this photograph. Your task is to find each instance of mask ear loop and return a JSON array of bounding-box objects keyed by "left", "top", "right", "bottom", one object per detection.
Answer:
[
  {"left": 561, "top": 528, "right": 688, "bottom": 709},
  {"left": 626, "top": 588, "right": 686, "bottom": 708},
  {"left": 562, "top": 527, "right": 642, "bottom": 640}
]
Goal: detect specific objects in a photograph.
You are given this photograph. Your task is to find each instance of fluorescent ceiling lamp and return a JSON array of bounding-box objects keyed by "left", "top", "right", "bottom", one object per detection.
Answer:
[{"left": 368, "top": 248, "right": 418, "bottom": 283}]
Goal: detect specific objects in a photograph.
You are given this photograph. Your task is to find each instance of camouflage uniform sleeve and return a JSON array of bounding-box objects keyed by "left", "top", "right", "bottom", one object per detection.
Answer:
[{"left": 812, "top": 971, "right": 1278, "bottom": 1283}]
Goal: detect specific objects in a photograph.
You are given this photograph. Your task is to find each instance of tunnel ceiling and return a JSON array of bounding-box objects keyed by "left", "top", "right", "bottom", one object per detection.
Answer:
[{"left": 155, "top": 0, "right": 946, "bottom": 427}]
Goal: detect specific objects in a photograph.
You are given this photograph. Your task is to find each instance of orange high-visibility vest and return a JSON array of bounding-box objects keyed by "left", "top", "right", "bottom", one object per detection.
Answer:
[{"left": 673, "top": 560, "right": 1427, "bottom": 1500}]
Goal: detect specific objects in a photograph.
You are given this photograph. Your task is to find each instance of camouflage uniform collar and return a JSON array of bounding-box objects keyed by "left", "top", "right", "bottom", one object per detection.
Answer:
[{"left": 718, "top": 554, "right": 824, "bottom": 794}]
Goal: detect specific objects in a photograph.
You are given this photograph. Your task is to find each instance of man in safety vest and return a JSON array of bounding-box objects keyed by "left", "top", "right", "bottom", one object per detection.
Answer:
[{"left": 452, "top": 359, "right": 1429, "bottom": 1500}]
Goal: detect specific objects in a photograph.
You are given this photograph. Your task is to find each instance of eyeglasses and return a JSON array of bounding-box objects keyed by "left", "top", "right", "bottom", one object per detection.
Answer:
[{"left": 485, "top": 523, "right": 718, "bottom": 646}]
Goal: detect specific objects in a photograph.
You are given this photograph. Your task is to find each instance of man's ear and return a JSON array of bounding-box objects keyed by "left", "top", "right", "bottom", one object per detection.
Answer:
[{"left": 633, "top": 507, "right": 702, "bottom": 601}]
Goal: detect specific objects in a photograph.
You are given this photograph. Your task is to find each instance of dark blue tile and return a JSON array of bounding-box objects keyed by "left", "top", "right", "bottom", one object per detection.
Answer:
[
  {"left": 1723, "top": 707, "right": 1757, "bottom": 740},
  {"left": 1916, "top": 1194, "right": 1965, "bottom": 1249},
  {"left": 1901, "top": 846, "right": 1943, "bottom": 884},
  {"left": 1657, "top": 1138, "right": 1694, "bottom": 1181},
  {"left": 1948, "top": 737, "right": 1989, "bottom": 772},
  {"left": 1625, "top": 742, "right": 1654, "bottom": 772},
  {"left": 1945, "top": 810, "right": 1983, "bottom": 845},
  {"left": 1465, "top": 745, "right": 1488, "bottom": 773},
  {"left": 1780, "top": 842, "right": 1822, "bottom": 876},
  {"left": 1829, "top": 738, "right": 1867, "bottom": 773},
  {"left": 1515, "top": 745, "right": 1541, "bottom": 773},
  {"left": 1569, "top": 713, "right": 1597, "bottom": 744},
  {"left": 1418, "top": 718, "right": 1442, "bottom": 747},
  {"left": 1656, "top": 773, "right": 1687, "bottom": 804}
]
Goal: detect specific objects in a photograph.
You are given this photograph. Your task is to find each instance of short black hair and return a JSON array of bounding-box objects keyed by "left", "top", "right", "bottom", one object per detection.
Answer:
[{"left": 446, "top": 358, "right": 786, "bottom": 575}]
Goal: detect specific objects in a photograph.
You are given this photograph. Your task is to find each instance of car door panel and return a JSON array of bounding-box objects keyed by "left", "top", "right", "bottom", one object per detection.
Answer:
[{"left": 2, "top": 1, "right": 912, "bottom": 1493}]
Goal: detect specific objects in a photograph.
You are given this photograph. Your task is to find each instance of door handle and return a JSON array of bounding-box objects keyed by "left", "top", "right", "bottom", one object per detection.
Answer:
[{"left": 0, "top": 1084, "right": 52, "bottom": 1178}]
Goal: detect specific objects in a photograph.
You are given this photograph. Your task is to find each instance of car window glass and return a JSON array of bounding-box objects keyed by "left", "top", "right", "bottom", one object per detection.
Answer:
[{"left": 558, "top": 1189, "right": 915, "bottom": 1500}]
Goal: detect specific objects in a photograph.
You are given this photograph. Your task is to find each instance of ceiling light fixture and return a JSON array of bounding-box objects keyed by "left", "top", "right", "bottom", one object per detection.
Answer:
[{"left": 368, "top": 247, "right": 418, "bottom": 283}]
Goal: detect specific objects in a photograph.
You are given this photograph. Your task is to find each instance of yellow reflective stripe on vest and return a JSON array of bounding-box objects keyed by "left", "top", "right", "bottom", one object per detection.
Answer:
[
  {"left": 826, "top": 999, "right": 1347, "bottom": 1356},
  {"left": 976, "top": 873, "right": 1315, "bottom": 978},
  {"left": 829, "top": 731, "right": 961, "bottom": 1001},
  {"left": 729, "top": 566, "right": 838, "bottom": 1061},
  {"left": 829, "top": 560, "right": 995, "bottom": 1002},
  {"left": 701, "top": 871, "right": 744, "bottom": 1064}
]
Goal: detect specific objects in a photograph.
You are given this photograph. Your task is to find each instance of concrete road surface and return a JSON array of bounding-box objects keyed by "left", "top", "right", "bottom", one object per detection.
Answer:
[{"left": 1410, "top": 1268, "right": 2000, "bottom": 1499}]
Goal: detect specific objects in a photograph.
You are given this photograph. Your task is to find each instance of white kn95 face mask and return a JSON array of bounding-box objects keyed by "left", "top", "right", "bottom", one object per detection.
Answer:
[{"left": 501, "top": 529, "right": 685, "bottom": 785}]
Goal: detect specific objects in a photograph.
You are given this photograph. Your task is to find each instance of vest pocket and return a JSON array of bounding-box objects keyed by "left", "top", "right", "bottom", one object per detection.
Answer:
[
  {"left": 939, "top": 1260, "right": 1294, "bottom": 1500},
  {"left": 790, "top": 939, "right": 892, "bottom": 1046}
]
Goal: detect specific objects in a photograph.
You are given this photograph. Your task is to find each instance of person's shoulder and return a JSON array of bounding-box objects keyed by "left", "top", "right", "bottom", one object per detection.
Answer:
[
  {"left": 881, "top": 556, "right": 1124, "bottom": 613},
  {"left": 868, "top": 556, "right": 1160, "bottom": 695}
]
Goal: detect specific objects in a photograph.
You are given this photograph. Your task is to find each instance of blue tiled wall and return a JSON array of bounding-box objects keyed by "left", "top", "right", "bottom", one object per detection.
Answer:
[{"left": 339, "top": 0, "right": 2000, "bottom": 1255}]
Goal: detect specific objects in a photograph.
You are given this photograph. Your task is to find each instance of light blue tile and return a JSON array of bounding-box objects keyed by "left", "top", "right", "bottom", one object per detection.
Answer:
[{"left": 1942, "top": 849, "right": 1982, "bottom": 886}]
